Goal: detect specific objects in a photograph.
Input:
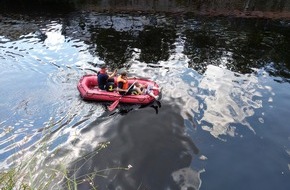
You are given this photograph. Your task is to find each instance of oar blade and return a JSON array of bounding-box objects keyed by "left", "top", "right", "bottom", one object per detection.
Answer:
[
  {"left": 107, "top": 80, "right": 137, "bottom": 111},
  {"left": 108, "top": 99, "right": 120, "bottom": 111}
]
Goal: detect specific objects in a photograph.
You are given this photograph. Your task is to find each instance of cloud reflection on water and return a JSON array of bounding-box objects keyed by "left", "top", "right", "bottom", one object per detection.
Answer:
[{"left": 198, "top": 65, "right": 271, "bottom": 139}]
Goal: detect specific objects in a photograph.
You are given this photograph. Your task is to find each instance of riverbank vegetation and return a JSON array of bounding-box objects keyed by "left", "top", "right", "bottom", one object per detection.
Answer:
[
  {"left": 1, "top": 0, "right": 290, "bottom": 19},
  {"left": 0, "top": 134, "right": 128, "bottom": 190},
  {"left": 0, "top": 142, "right": 127, "bottom": 189}
]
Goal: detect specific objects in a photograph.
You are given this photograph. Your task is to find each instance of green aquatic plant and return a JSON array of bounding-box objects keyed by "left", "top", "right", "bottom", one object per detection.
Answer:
[
  {"left": 0, "top": 169, "right": 16, "bottom": 189},
  {"left": 58, "top": 141, "right": 133, "bottom": 189},
  {"left": 0, "top": 140, "right": 132, "bottom": 190},
  {"left": 0, "top": 168, "right": 30, "bottom": 190},
  {"left": 0, "top": 115, "right": 132, "bottom": 190}
]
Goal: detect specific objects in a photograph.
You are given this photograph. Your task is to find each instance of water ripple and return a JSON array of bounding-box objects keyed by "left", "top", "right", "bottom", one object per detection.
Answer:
[
  {"left": 197, "top": 65, "right": 270, "bottom": 139},
  {"left": 0, "top": 12, "right": 289, "bottom": 190}
]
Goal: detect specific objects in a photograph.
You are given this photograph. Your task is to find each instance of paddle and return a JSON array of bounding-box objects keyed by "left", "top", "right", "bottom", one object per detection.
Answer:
[{"left": 107, "top": 80, "right": 137, "bottom": 111}]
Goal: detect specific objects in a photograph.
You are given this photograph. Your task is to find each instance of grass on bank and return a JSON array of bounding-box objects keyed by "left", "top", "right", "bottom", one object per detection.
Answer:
[{"left": 0, "top": 141, "right": 131, "bottom": 190}]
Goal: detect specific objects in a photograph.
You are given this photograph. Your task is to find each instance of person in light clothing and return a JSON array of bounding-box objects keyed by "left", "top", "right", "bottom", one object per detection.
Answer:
[{"left": 133, "top": 82, "right": 160, "bottom": 99}]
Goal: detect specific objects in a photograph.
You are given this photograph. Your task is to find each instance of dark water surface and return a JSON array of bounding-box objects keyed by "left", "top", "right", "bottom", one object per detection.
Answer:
[{"left": 1, "top": 11, "right": 290, "bottom": 190}]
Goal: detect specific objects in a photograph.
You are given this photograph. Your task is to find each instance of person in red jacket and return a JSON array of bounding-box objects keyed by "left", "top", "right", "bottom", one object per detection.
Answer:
[{"left": 97, "top": 65, "right": 117, "bottom": 91}]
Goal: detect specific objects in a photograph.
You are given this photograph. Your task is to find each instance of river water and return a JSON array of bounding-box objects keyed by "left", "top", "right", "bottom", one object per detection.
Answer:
[{"left": 0, "top": 11, "right": 290, "bottom": 190}]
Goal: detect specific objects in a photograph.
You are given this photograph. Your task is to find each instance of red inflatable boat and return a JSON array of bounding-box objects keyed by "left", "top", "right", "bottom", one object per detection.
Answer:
[{"left": 77, "top": 75, "right": 160, "bottom": 105}]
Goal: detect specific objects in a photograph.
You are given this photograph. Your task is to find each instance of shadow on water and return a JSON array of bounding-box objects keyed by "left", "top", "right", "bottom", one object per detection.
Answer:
[
  {"left": 116, "top": 99, "right": 163, "bottom": 115},
  {"left": 65, "top": 103, "right": 200, "bottom": 190}
]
